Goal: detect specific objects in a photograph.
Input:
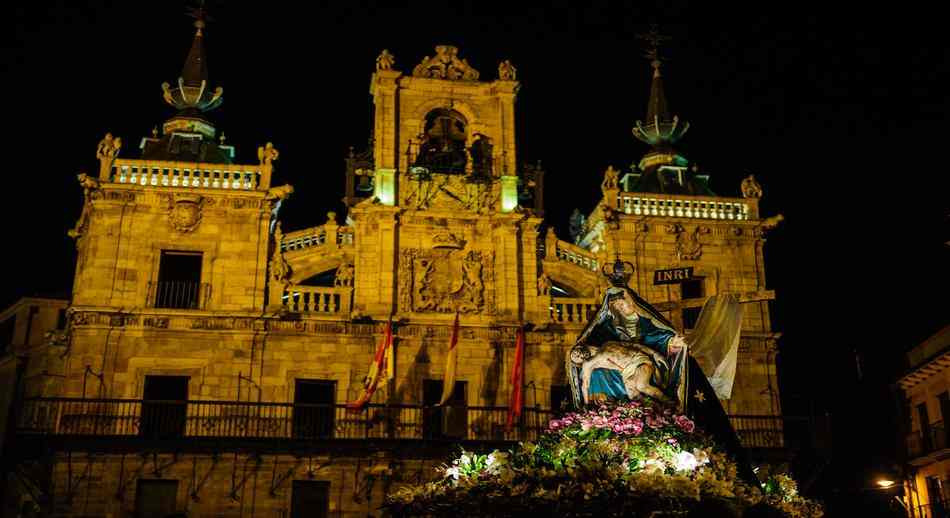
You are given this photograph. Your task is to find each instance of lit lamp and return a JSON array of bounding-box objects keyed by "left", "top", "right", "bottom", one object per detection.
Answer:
[{"left": 876, "top": 479, "right": 896, "bottom": 489}]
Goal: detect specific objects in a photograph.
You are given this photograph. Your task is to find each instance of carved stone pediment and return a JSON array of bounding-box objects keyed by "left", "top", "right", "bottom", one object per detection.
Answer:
[
  {"left": 412, "top": 45, "right": 480, "bottom": 81},
  {"left": 399, "top": 247, "right": 494, "bottom": 314},
  {"left": 167, "top": 193, "right": 204, "bottom": 233}
]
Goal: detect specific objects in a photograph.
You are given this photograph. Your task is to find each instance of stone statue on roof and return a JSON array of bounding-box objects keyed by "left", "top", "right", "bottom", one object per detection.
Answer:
[{"left": 376, "top": 49, "right": 395, "bottom": 71}]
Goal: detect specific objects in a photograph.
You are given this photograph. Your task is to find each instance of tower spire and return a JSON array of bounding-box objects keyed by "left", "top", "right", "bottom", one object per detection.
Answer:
[
  {"left": 160, "top": 2, "right": 222, "bottom": 116},
  {"left": 142, "top": 3, "right": 233, "bottom": 163},
  {"left": 181, "top": 4, "right": 209, "bottom": 87},
  {"left": 632, "top": 25, "right": 689, "bottom": 149}
]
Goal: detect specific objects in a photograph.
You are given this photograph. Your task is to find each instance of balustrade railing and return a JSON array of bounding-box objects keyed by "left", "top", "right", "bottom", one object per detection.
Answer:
[
  {"left": 550, "top": 297, "right": 598, "bottom": 324},
  {"left": 283, "top": 286, "right": 351, "bottom": 315},
  {"left": 281, "top": 226, "right": 354, "bottom": 252},
  {"left": 111, "top": 159, "right": 260, "bottom": 190},
  {"left": 618, "top": 193, "right": 753, "bottom": 220}
]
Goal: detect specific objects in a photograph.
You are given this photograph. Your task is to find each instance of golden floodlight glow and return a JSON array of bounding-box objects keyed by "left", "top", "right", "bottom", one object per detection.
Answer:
[{"left": 876, "top": 479, "right": 896, "bottom": 488}]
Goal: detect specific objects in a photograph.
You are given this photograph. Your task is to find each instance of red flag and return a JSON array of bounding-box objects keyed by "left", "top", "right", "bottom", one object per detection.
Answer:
[
  {"left": 438, "top": 313, "right": 460, "bottom": 406},
  {"left": 346, "top": 318, "right": 393, "bottom": 411},
  {"left": 506, "top": 327, "right": 525, "bottom": 430}
]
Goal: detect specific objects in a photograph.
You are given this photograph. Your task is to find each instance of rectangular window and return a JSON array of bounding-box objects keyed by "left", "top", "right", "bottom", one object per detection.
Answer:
[
  {"left": 135, "top": 479, "right": 178, "bottom": 518},
  {"left": 291, "top": 480, "right": 329, "bottom": 518},
  {"left": 681, "top": 278, "right": 704, "bottom": 330},
  {"left": 140, "top": 375, "right": 189, "bottom": 439},
  {"left": 293, "top": 379, "right": 336, "bottom": 439},
  {"left": 919, "top": 403, "right": 933, "bottom": 452},
  {"left": 0, "top": 315, "right": 15, "bottom": 355},
  {"left": 153, "top": 251, "right": 203, "bottom": 309},
  {"left": 423, "top": 379, "right": 467, "bottom": 440},
  {"left": 56, "top": 308, "right": 68, "bottom": 330},
  {"left": 550, "top": 384, "right": 572, "bottom": 414}
]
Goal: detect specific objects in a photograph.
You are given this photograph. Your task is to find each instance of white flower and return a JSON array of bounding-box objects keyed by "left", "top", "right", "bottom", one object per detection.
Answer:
[
  {"left": 486, "top": 451, "right": 509, "bottom": 471},
  {"left": 674, "top": 451, "right": 699, "bottom": 472},
  {"left": 444, "top": 466, "right": 461, "bottom": 480},
  {"left": 641, "top": 458, "right": 666, "bottom": 475},
  {"left": 692, "top": 448, "right": 710, "bottom": 466}
]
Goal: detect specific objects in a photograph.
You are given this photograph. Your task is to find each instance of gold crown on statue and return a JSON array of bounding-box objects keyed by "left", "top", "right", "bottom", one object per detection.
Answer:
[{"left": 601, "top": 258, "right": 635, "bottom": 287}]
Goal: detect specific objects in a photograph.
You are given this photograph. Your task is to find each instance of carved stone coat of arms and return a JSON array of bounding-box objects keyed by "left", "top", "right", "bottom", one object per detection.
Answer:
[{"left": 398, "top": 239, "right": 494, "bottom": 314}]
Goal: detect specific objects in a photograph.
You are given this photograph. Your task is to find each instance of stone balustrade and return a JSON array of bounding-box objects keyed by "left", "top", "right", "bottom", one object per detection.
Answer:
[
  {"left": 283, "top": 286, "right": 352, "bottom": 316},
  {"left": 281, "top": 225, "right": 354, "bottom": 252},
  {"left": 545, "top": 236, "right": 599, "bottom": 273},
  {"left": 109, "top": 159, "right": 262, "bottom": 191},
  {"left": 617, "top": 193, "right": 756, "bottom": 220},
  {"left": 549, "top": 297, "right": 598, "bottom": 324}
]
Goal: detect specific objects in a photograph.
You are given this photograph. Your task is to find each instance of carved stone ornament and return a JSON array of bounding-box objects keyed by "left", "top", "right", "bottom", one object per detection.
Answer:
[
  {"left": 666, "top": 223, "right": 710, "bottom": 261},
  {"left": 741, "top": 174, "right": 763, "bottom": 199},
  {"left": 68, "top": 173, "right": 102, "bottom": 239},
  {"left": 600, "top": 165, "right": 620, "bottom": 192},
  {"left": 96, "top": 132, "right": 121, "bottom": 179},
  {"left": 398, "top": 247, "right": 494, "bottom": 314},
  {"left": 167, "top": 194, "right": 204, "bottom": 233},
  {"left": 402, "top": 172, "right": 498, "bottom": 213},
  {"left": 498, "top": 59, "right": 517, "bottom": 80},
  {"left": 334, "top": 263, "right": 355, "bottom": 287},
  {"left": 412, "top": 45, "right": 480, "bottom": 81},
  {"left": 376, "top": 49, "right": 395, "bottom": 71}
]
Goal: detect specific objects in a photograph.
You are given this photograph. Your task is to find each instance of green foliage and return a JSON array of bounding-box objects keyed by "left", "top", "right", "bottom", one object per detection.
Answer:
[{"left": 383, "top": 401, "right": 823, "bottom": 517}]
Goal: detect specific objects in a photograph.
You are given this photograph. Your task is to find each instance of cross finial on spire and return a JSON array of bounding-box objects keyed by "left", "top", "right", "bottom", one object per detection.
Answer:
[
  {"left": 636, "top": 24, "right": 670, "bottom": 76},
  {"left": 185, "top": 0, "right": 211, "bottom": 34}
]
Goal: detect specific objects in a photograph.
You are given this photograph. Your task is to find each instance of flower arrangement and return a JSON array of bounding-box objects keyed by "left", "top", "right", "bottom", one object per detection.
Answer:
[{"left": 384, "top": 400, "right": 822, "bottom": 517}]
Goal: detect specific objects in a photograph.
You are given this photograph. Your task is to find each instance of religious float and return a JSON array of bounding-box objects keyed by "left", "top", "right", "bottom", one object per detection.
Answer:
[{"left": 384, "top": 260, "right": 822, "bottom": 517}]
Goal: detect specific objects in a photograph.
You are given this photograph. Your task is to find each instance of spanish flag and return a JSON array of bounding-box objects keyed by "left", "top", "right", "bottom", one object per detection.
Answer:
[
  {"left": 438, "top": 313, "right": 460, "bottom": 406},
  {"left": 506, "top": 326, "right": 525, "bottom": 430},
  {"left": 346, "top": 318, "right": 393, "bottom": 410}
]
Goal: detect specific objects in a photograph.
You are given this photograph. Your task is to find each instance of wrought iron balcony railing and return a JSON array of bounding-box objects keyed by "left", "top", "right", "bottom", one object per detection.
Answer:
[
  {"left": 907, "top": 421, "right": 948, "bottom": 460},
  {"left": 16, "top": 398, "right": 551, "bottom": 443},
  {"left": 15, "top": 398, "right": 799, "bottom": 451},
  {"left": 147, "top": 281, "right": 210, "bottom": 310}
]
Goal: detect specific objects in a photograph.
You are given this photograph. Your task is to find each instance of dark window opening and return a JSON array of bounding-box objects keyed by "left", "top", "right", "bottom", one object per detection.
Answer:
[
  {"left": 153, "top": 251, "right": 203, "bottom": 309},
  {"left": 0, "top": 315, "right": 15, "bottom": 355},
  {"left": 550, "top": 385, "right": 572, "bottom": 414},
  {"left": 56, "top": 308, "right": 68, "bottom": 330},
  {"left": 135, "top": 479, "right": 178, "bottom": 518},
  {"left": 919, "top": 403, "right": 932, "bottom": 452},
  {"left": 141, "top": 375, "right": 188, "bottom": 439},
  {"left": 291, "top": 480, "right": 329, "bottom": 518},
  {"left": 293, "top": 379, "right": 336, "bottom": 439},
  {"left": 680, "top": 278, "right": 704, "bottom": 330},
  {"left": 423, "top": 379, "right": 467, "bottom": 440}
]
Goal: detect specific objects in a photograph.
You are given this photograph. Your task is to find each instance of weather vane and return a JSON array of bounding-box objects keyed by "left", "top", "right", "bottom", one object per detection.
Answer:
[{"left": 636, "top": 24, "right": 671, "bottom": 64}]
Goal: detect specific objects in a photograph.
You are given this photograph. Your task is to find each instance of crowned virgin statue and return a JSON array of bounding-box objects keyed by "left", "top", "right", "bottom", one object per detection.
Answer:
[{"left": 567, "top": 259, "right": 744, "bottom": 412}]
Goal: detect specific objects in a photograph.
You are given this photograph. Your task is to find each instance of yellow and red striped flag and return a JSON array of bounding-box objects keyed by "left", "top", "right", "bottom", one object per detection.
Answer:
[
  {"left": 506, "top": 327, "right": 525, "bottom": 430},
  {"left": 346, "top": 318, "right": 393, "bottom": 410},
  {"left": 438, "top": 313, "right": 460, "bottom": 406}
]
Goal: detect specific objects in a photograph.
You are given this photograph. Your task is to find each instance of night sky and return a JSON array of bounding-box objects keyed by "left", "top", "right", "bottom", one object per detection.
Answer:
[{"left": 7, "top": 2, "right": 949, "bottom": 511}]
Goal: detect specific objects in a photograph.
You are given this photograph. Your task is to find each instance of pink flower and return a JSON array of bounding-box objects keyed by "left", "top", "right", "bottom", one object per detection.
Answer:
[
  {"left": 591, "top": 416, "right": 609, "bottom": 429},
  {"left": 674, "top": 415, "right": 695, "bottom": 433}
]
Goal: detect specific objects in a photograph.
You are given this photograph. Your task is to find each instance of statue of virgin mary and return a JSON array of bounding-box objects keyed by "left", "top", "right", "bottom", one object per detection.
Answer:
[{"left": 566, "top": 259, "right": 743, "bottom": 412}]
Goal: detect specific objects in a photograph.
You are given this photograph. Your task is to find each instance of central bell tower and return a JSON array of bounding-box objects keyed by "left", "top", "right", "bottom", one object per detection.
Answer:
[{"left": 347, "top": 47, "right": 543, "bottom": 322}]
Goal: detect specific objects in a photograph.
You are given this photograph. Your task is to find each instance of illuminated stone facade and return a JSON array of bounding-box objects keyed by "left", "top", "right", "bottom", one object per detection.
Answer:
[
  {"left": 4, "top": 30, "right": 787, "bottom": 518},
  {"left": 899, "top": 325, "right": 950, "bottom": 517}
]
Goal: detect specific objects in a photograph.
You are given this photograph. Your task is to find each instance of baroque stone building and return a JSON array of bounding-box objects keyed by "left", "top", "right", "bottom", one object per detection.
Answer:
[{"left": 4, "top": 19, "right": 794, "bottom": 518}]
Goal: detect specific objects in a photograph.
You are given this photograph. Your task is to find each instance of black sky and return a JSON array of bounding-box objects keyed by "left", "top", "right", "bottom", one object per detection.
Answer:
[{"left": 6, "top": 1, "right": 949, "bottom": 508}]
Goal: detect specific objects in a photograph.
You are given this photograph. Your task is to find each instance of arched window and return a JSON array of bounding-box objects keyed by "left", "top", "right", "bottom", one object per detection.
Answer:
[{"left": 414, "top": 109, "right": 468, "bottom": 174}]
